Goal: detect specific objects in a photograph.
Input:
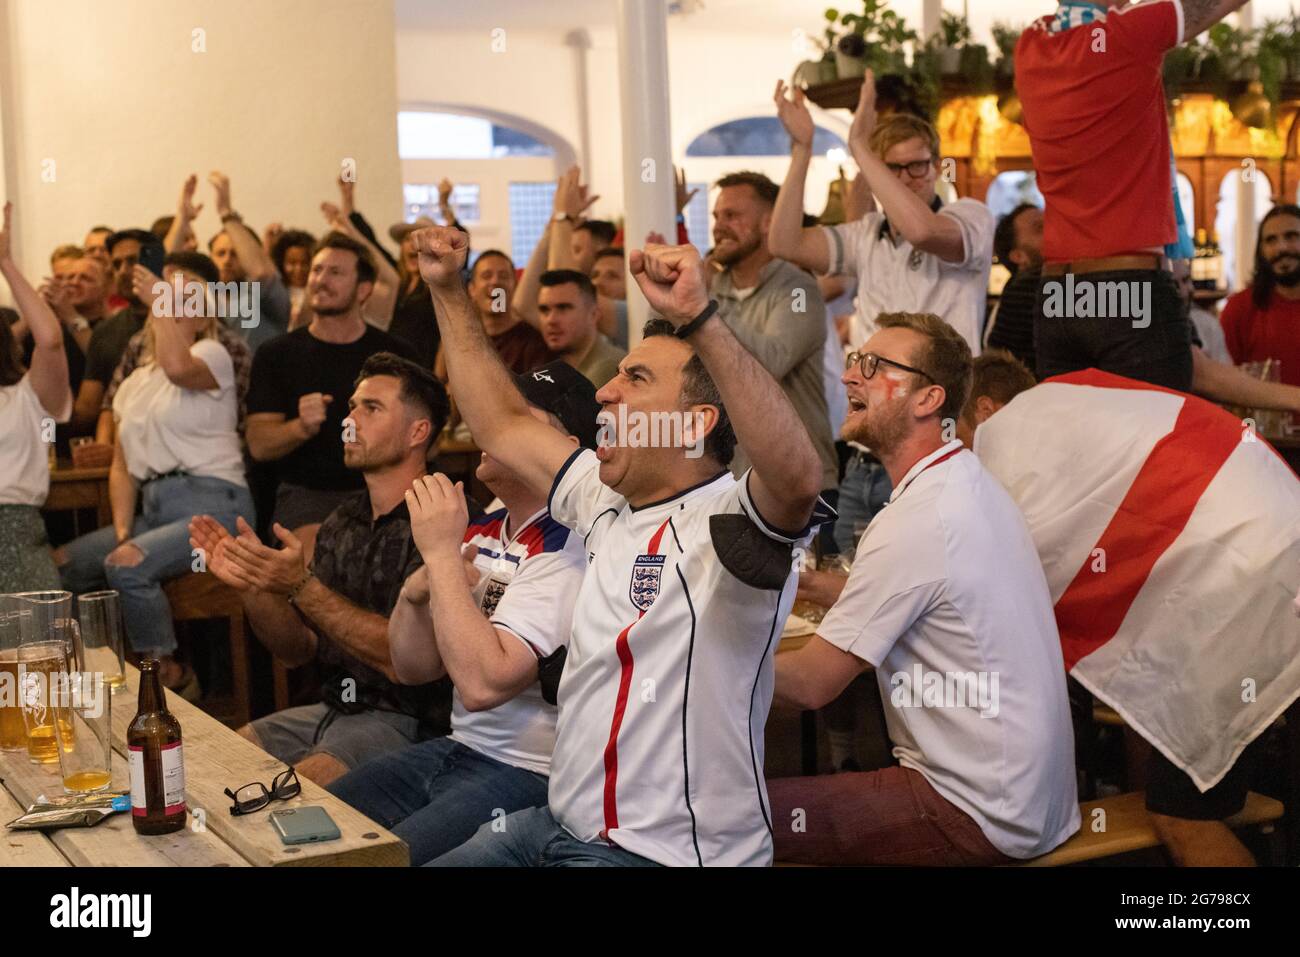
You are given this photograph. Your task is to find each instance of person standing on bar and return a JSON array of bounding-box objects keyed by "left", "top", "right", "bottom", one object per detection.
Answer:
[{"left": 1016, "top": 0, "right": 1251, "bottom": 389}]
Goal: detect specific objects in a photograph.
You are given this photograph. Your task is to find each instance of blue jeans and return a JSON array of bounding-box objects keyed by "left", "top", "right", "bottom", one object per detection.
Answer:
[
  {"left": 428, "top": 805, "right": 663, "bottom": 867},
  {"left": 833, "top": 451, "right": 893, "bottom": 554},
  {"left": 59, "top": 474, "right": 255, "bottom": 656},
  {"left": 328, "top": 737, "right": 549, "bottom": 866}
]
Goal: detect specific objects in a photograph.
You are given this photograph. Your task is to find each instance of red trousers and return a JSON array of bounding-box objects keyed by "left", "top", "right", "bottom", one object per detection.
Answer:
[{"left": 767, "top": 765, "right": 1015, "bottom": 866}]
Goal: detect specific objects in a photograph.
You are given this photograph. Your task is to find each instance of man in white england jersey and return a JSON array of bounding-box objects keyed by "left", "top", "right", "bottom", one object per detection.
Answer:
[
  {"left": 771, "top": 314, "right": 1079, "bottom": 865},
  {"left": 413, "top": 225, "right": 827, "bottom": 866},
  {"left": 327, "top": 362, "right": 599, "bottom": 866}
]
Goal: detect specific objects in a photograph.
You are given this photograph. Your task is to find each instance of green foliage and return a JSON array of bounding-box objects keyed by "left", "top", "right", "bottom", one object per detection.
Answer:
[{"left": 939, "top": 10, "right": 973, "bottom": 48}]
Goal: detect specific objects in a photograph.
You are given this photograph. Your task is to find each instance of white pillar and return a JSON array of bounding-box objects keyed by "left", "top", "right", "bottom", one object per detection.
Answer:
[
  {"left": 616, "top": 0, "right": 676, "bottom": 346},
  {"left": 565, "top": 29, "right": 594, "bottom": 172},
  {"left": 1235, "top": 2, "right": 1256, "bottom": 292},
  {"left": 922, "top": 0, "right": 943, "bottom": 40}
]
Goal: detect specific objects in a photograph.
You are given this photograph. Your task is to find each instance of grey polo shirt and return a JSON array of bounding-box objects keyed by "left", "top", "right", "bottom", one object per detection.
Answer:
[
  {"left": 712, "top": 259, "right": 838, "bottom": 491},
  {"left": 575, "top": 333, "right": 626, "bottom": 391}
]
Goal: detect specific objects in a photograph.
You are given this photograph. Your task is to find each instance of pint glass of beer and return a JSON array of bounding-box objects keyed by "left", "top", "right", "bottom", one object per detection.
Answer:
[
  {"left": 55, "top": 673, "right": 112, "bottom": 793},
  {"left": 77, "top": 592, "right": 127, "bottom": 693},
  {"left": 0, "top": 611, "right": 27, "bottom": 752},
  {"left": 17, "top": 640, "right": 74, "bottom": 764}
]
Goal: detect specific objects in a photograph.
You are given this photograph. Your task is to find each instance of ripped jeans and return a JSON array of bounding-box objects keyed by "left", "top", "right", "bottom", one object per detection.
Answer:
[{"left": 59, "top": 474, "right": 255, "bottom": 657}]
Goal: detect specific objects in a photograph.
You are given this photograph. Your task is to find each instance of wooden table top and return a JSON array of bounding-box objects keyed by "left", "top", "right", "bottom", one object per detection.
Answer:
[{"left": 1, "top": 665, "right": 407, "bottom": 868}]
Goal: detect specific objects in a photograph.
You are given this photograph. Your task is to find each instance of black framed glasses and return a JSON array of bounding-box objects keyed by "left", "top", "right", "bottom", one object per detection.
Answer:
[
  {"left": 883, "top": 159, "right": 933, "bottom": 179},
  {"left": 224, "top": 766, "right": 301, "bottom": 816},
  {"left": 845, "top": 351, "right": 935, "bottom": 383}
]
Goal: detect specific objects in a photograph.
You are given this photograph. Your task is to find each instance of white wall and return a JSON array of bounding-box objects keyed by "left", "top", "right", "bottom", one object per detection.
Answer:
[
  {"left": 395, "top": 22, "right": 851, "bottom": 255},
  {"left": 0, "top": 0, "right": 403, "bottom": 302}
]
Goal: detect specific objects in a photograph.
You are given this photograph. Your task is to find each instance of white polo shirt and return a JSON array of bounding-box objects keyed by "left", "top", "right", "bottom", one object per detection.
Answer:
[
  {"left": 547, "top": 448, "right": 817, "bottom": 866},
  {"left": 451, "top": 507, "right": 585, "bottom": 777},
  {"left": 817, "top": 440, "right": 1080, "bottom": 859},
  {"left": 112, "top": 337, "right": 244, "bottom": 487},
  {"left": 823, "top": 199, "right": 993, "bottom": 353},
  {"left": 0, "top": 374, "right": 71, "bottom": 507}
]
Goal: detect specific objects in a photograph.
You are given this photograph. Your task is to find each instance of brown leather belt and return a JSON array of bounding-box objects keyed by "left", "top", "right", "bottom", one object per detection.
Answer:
[{"left": 1042, "top": 254, "right": 1166, "bottom": 276}]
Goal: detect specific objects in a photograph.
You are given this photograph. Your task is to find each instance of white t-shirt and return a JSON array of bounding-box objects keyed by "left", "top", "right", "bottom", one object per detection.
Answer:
[
  {"left": 112, "top": 337, "right": 244, "bottom": 487},
  {"left": 817, "top": 440, "right": 1080, "bottom": 859},
  {"left": 450, "top": 507, "right": 586, "bottom": 776},
  {"left": 547, "top": 449, "right": 816, "bottom": 866},
  {"left": 0, "top": 374, "right": 71, "bottom": 507},
  {"left": 823, "top": 199, "right": 994, "bottom": 353}
]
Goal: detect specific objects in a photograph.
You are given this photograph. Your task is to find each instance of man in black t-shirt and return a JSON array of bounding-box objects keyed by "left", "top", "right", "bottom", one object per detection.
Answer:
[{"left": 246, "top": 233, "right": 417, "bottom": 557}]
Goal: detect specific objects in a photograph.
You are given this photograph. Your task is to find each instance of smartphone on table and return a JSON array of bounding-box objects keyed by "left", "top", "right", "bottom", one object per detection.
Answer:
[{"left": 270, "top": 806, "right": 341, "bottom": 845}]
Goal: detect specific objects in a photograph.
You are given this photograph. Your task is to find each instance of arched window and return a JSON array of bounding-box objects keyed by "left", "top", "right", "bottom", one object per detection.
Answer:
[
  {"left": 686, "top": 117, "right": 845, "bottom": 157},
  {"left": 1214, "top": 170, "right": 1274, "bottom": 290},
  {"left": 398, "top": 110, "right": 565, "bottom": 264},
  {"left": 397, "top": 111, "right": 553, "bottom": 159}
]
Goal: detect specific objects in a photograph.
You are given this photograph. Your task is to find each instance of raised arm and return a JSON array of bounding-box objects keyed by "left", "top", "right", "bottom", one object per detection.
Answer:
[
  {"left": 512, "top": 219, "right": 552, "bottom": 329},
  {"left": 407, "top": 475, "right": 538, "bottom": 710},
  {"left": 164, "top": 175, "right": 203, "bottom": 254},
  {"left": 132, "top": 266, "right": 219, "bottom": 390},
  {"left": 0, "top": 203, "right": 70, "bottom": 415},
  {"left": 323, "top": 197, "right": 399, "bottom": 325},
  {"left": 630, "top": 243, "right": 821, "bottom": 532},
  {"left": 547, "top": 166, "right": 598, "bottom": 270},
  {"left": 209, "top": 172, "right": 278, "bottom": 281},
  {"left": 414, "top": 226, "right": 579, "bottom": 499},
  {"left": 388, "top": 568, "right": 445, "bottom": 685},
  {"left": 848, "top": 72, "right": 966, "bottom": 264},
  {"left": 769, "top": 80, "right": 833, "bottom": 274},
  {"left": 1182, "top": 0, "right": 1252, "bottom": 42}
]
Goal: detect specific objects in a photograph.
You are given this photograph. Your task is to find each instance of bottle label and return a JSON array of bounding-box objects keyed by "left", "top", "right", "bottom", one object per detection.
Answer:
[{"left": 128, "top": 742, "right": 186, "bottom": 816}]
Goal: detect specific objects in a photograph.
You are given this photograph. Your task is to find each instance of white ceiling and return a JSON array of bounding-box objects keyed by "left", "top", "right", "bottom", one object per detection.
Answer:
[{"left": 394, "top": 1, "right": 1293, "bottom": 42}]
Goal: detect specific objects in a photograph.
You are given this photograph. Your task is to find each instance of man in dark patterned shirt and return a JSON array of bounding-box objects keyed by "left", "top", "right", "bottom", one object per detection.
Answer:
[{"left": 189, "top": 352, "right": 452, "bottom": 785}]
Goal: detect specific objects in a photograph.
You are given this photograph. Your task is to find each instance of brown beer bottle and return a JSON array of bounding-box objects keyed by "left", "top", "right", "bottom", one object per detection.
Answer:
[{"left": 128, "top": 659, "right": 186, "bottom": 834}]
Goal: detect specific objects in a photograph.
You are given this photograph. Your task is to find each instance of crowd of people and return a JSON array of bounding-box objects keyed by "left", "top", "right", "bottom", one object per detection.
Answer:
[{"left": 1, "top": 0, "right": 1298, "bottom": 867}]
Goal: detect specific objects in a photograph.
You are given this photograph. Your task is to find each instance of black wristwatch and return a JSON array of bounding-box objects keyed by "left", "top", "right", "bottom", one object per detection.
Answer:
[{"left": 675, "top": 299, "right": 719, "bottom": 339}]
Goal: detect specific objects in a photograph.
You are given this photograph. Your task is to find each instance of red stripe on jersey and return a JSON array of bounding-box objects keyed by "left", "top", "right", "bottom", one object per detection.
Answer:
[
  {"left": 1053, "top": 390, "right": 1239, "bottom": 670},
  {"left": 600, "top": 517, "right": 672, "bottom": 839}
]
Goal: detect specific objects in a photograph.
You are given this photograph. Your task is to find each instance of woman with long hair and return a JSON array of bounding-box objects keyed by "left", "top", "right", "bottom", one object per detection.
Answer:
[
  {"left": 57, "top": 263, "right": 254, "bottom": 695},
  {"left": 0, "top": 202, "right": 73, "bottom": 591}
]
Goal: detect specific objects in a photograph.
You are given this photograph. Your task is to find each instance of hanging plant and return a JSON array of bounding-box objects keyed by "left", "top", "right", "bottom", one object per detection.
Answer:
[{"left": 992, "top": 22, "right": 1021, "bottom": 79}]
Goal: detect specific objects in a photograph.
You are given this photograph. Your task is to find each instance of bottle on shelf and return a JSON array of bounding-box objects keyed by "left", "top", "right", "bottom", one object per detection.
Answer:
[{"left": 127, "top": 659, "right": 186, "bottom": 835}]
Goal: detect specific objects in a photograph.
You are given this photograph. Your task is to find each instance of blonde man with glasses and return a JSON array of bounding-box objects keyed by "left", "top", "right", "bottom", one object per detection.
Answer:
[{"left": 771, "top": 72, "right": 993, "bottom": 355}]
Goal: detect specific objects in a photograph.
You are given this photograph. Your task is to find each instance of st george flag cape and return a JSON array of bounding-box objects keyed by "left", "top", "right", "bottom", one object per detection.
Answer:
[{"left": 975, "top": 369, "right": 1300, "bottom": 791}]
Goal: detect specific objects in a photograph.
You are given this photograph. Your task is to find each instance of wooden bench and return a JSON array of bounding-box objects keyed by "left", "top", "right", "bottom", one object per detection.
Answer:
[
  {"left": 1022, "top": 790, "right": 1285, "bottom": 866},
  {"left": 163, "top": 571, "right": 252, "bottom": 727}
]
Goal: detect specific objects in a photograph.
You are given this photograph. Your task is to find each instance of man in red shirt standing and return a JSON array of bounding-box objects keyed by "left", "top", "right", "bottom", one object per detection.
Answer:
[
  {"left": 1221, "top": 204, "right": 1300, "bottom": 398},
  {"left": 1017, "top": 0, "right": 1250, "bottom": 390}
]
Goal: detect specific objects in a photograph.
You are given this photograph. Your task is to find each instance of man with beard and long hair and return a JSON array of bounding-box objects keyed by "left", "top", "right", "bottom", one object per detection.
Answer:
[
  {"left": 245, "top": 233, "right": 419, "bottom": 559},
  {"left": 769, "top": 312, "right": 1080, "bottom": 865},
  {"left": 1221, "top": 205, "right": 1300, "bottom": 417}
]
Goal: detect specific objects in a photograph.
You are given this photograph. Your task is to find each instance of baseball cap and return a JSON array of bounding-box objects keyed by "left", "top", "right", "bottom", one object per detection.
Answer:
[{"left": 516, "top": 362, "right": 602, "bottom": 451}]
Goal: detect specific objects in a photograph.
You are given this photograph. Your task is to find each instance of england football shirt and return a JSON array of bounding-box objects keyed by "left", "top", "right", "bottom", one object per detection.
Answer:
[
  {"left": 546, "top": 448, "right": 820, "bottom": 866},
  {"left": 450, "top": 507, "right": 586, "bottom": 777}
]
